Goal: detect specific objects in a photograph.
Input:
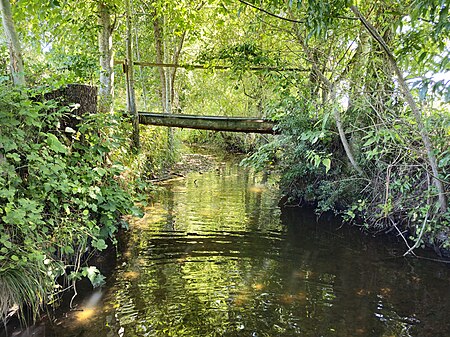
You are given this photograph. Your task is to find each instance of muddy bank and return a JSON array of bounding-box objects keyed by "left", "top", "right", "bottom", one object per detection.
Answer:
[{"left": 152, "top": 146, "right": 239, "bottom": 183}]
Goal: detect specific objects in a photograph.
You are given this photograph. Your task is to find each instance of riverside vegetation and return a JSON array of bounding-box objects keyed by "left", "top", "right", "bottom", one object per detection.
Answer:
[
  {"left": 0, "top": 82, "right": 143, "bottom": 325},
  {"left": 1, "top": 0, "right": 449, "bottom": 330}
]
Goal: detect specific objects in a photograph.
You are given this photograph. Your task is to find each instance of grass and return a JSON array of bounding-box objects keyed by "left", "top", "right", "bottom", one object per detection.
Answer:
[{"left": 0, "top": 264, "right": 49, "bottom": 327}]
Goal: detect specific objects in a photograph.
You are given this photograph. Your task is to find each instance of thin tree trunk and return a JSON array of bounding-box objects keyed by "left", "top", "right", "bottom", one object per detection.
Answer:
[
  {"left": 152, "top": 13, "right": 166, "bottom": 112},
  {"left": 163, "top": 26, "right": 174, "bottom": 153},
  {"left": 296, "top": 31, "right": 363, "bottom": 175},
  {"left": 170, "top": 31, "right": 185, "bottom": 109},
  {"left": 329, "top": 88, "right": 363, "bottom": 175},
  {"left": 0, "top": 0, "right": 25, "bottom": 85},
  {"left": 125, "top": 0, "right": 139, "bottom": 149},
  {"left": 134, "top": 12, "right": 148, "bottom": 110},
  {"left": 350, "top": 5, "right": 447, "bottom": 213},
  {"left": 98, "top": 1, "right": 114, "bottom": 113}
]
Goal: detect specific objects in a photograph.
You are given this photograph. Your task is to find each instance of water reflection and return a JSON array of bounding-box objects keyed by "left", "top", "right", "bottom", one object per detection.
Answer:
[{"left": 3, "top": 155, "right": 450, "bottom": 337}]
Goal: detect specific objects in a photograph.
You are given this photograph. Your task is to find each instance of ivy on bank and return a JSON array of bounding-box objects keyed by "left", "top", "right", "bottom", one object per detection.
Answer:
[{"left": 0, "top": 82, "right": 140, "bottom": 324}]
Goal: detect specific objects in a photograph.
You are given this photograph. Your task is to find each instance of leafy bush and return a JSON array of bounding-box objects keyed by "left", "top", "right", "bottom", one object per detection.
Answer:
[
  {"left": 244, "top": 90, "right": 450, "bottom": 253},
  {"left": 0, "top": 82, "right": 138, "bottom": 324}
]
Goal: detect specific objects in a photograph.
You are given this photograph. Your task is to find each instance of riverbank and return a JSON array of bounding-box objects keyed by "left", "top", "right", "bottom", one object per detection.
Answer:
[{"left": 0, "top": 87, "right": 138, "bottom": 331}]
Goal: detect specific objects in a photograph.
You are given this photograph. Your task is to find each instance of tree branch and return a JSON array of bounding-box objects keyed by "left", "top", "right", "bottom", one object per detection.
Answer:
[
  {"left": 237, "top": 0, "right": 304, "bottom": 23},
  {"left": 350, "top": 5, "right": 447, "bottom": 213},
  {"left": 237, "top": 0, "right": 358, "bottom": 23}
]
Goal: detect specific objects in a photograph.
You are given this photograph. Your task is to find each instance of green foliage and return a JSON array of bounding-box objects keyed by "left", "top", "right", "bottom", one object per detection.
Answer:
[
  {"left": 0, "top": 82, "right": 137, "bottom": 323},
  {"left": 197, "top": 42, "right": 276, "bottom": 71},
  {"left": 0, "top": 263, "right": 50, "bottom": 324},
  {"left": 244, "top": 93, "right": 359, "bottom": 213},
  {"left": 128, "top": 124, "right": 180, "bottom": 180},
  {"left": 243, "top": 63, "right": 450, "bottom": 250}
]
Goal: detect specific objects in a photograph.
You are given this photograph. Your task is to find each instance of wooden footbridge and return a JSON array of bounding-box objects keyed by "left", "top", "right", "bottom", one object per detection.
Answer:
[
  {"left": 138, "top": 112, "right": 278, "bottom": 134},
  {"left": 117, "top": 3, "right": 306, "bottom": 146}
]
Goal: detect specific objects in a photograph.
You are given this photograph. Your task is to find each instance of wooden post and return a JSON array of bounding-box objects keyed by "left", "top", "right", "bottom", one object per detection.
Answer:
[{"left": 125, "top": 0, "right": 139, "bottom": 149}]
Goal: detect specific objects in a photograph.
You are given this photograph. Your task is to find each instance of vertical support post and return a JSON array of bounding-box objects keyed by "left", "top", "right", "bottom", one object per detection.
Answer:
[
  {"left": 163, "top": 23, "right": 174, "bottom": 155},
  {"left": 165, "top": 64, "right": 174, "bottom": 153},
  {"left": 125, "top": 0, "right": 139, "bottom": 149}
]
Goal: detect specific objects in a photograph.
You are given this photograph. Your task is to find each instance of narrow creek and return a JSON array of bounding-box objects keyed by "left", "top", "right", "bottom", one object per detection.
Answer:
[{"left": 5, "top": 151, "right": 450, "bottom": 337}]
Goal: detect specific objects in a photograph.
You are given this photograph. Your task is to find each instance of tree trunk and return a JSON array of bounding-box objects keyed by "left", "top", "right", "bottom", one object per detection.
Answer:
[
  {"left": 0, "top": 0, "right": 25, "bottom": 85},
  {"left": 296, "top": 30, "right": 363, "bottom": 175},
  {"left": 350, "top": 5, "right": 447, "bottom": 213},
  {"left": 152, "top": 13, "right": 167, "bottom": 112},
  {"left": 125, "top": 0, "right": 139, "bottom": 149},
  {"left": 149, "top": 5, "right": 186, "bottom": 155},
  {"left": 134, "top": 9, "right": 148, "bottom": 110},
  {"left": 98, "top": 1, "right": 114, "bottom": 114},
  {"left": 170, "top": 31, "right": 185, "bottom": 111}
]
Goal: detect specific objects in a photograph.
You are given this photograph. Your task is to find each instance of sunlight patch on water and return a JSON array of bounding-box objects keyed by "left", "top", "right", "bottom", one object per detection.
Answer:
[{"left": 75, "top": 290, "right": 103, "bottom": 323}]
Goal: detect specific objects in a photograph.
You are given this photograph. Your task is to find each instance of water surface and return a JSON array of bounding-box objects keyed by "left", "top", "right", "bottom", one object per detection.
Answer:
[{"left": 5, "top": 153, "right": 450, "bottom": 337}]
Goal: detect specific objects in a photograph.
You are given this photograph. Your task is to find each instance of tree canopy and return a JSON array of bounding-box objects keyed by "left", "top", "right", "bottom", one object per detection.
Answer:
[{"left": 0, "top": 0, "right": 449, "bottom": 326}]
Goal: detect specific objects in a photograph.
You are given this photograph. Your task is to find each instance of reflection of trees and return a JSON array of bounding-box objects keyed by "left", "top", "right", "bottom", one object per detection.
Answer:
[
  {"left": 280, "top": 207, "right": 450, "bottom": 337},
  {"left": 101, "top": 163, "right": 450, "bottom": 337}
]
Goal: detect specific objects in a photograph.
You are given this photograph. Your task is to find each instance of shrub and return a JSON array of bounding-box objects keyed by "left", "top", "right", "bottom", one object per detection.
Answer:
[{"left": 0, "top": 82, "right": 138, "bottom": 324}]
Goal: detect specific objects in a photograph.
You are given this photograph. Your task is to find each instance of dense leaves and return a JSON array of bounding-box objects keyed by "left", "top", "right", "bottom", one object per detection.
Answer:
[
  {"left": 236, "top": 0, "right": 450, "bottom": 253},
  {"left": 0, "top": 82, "right": 139, "bottom": 323},
  {"left": 1, "top": 0, "right": 449, "bottom": 327}
]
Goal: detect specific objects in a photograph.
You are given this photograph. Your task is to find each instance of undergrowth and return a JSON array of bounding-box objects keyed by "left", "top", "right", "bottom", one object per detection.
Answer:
[
  {"left": 0, "top": 82, "right": 140, "bottom": 325},
  {"left": 243, "top": 95, "right": 450, "bottom": 255}
]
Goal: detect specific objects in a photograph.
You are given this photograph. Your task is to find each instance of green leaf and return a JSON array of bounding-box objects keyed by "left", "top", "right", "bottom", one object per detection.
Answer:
[
  {"left": 82, "top": 266, "right": 106, "bottom": 288},
  {"left": 322, "top": 158, "right": 331, "bottom": 173},
  {"left": 92, "top": 239, "right": 108, "bottom": 251},
  {"left": 65, "top": 126, "right": 76, "bottom": 134},
  {"left": 46, "top": 133, "right": 67, "bottom": 154},
  {"left": 363, "top": 137, "right": 376, "bottom": 147},
  {"left": 418, "top": 51, "right": 427, "bottom": 63},
  {"left": 5, "top": 153, "right": 20, "bottom": 162},
  {"left": 419, "top": 82, "right": 429, "bottom": 100}
]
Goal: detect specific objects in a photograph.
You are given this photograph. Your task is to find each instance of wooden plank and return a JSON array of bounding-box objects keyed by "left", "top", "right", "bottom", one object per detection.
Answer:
[{"left": 139, "top": 112, "right": 278, "bottom": 134}]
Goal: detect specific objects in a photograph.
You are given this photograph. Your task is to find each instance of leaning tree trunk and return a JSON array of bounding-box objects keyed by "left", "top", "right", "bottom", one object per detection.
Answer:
[
  {"left": 98, "top": 1, "right": 114, "bottom": 114},
  {"left": 296, "top": 31, "right": 363, "bottom": 175},
  {"left": 350, "top": 5, "right": 447, "bottom": 213},
  {"left": 0, "top": 0, "right": 25, "bottom": 86}
]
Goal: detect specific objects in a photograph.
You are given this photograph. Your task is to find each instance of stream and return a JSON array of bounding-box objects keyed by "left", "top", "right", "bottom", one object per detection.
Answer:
[{"left": 4, "top": 151, "right": 450, "bottom": 337}]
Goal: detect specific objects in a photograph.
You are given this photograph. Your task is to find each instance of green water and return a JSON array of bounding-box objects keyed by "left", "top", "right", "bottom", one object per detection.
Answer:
[{"left": 5, "top": 154, "right": 450, "bottom": 337}]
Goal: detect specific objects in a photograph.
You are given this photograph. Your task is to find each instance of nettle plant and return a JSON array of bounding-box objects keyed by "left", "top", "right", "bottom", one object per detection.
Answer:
[{"left": 0, "top": 82, "right": 138, "bottom": 323}]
